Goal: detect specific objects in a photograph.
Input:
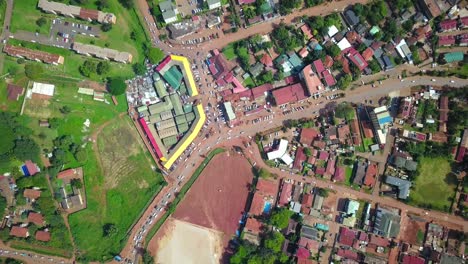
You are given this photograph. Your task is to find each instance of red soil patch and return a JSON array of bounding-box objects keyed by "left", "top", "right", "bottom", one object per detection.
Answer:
[{"left": 173, "top": 151, "right": 253, "bottom": 238}]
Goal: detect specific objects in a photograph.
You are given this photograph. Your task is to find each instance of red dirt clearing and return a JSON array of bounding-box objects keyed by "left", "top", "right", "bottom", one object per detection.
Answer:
[{"left": 173, "top": 151, "right": 253, "bottom": 238}]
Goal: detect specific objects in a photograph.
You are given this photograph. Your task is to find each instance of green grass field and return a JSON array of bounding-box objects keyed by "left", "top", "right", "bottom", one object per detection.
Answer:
[
  {"left": 16, "top": 77, "right": 157, "bottom": 261},
  {"left": 68, "top": 117, "right": 164, "bottom": 261},
  {"left": 10, "top": 0, "right": 52, "bottom": 35},
  {"left": 222, "top": 44, "right": 237, "bottom": 60},
  {"left": 409, "top": 157, "right": 457, "bottom": 212}
]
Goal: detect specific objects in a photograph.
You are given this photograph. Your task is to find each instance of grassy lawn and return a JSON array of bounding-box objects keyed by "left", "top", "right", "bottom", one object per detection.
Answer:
[
  {"left": 363, "top": 138, "right": 374, "bottom": 152},
  {"left": 222, "top": 44, "right": 237, "bottom": 60},
  {"left": 243, "top": 76, "right": 255, "bottom": 88},
  {"left": 344, "top": 166, "right": 353, "bottom": 186},
  {"left": 10, "top": 0, "right": 52, "bottom": 35},
  {"left": 69, "top": 116, "right": 165, "bottom": 262},
  {"left": 0, "top": 0, "right": 6, "bottom": 35},
  {"left": 409, "top": 157, "right": 457, "bottom": 212},
  {"left": 16, "top": 77, "right": 154, "bottom": 261}
]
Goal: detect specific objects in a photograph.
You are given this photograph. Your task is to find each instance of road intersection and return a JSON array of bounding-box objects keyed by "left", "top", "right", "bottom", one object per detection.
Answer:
[{"left": 112, "top": 1, "right": 468, "bottom": 263}]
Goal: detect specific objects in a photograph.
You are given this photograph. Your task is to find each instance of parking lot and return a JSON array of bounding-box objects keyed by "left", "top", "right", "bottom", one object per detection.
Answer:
[{"left": 10, "top": 18, "right": 101, "bottom": 50}]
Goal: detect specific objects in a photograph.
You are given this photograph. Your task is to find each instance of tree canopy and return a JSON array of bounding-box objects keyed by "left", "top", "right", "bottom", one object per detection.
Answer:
[
  {"left": 335, "top": 102, "right": 355, "bottom": 120},
  {"left": 271, "top": 23, "right": 302, "bottom": 53},
  {"left": 108, "top": 77, "right": 127, "bottom": 95},
  {"left": 269, "top": 208, "right": 293, "bottom": 229}
]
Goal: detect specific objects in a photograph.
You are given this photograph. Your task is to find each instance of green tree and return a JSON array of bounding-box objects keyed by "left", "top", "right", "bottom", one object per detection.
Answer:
[
  {"left": 102, "top": 223, "right": 118, "bottom": 237},
  {"left": 147, "top": 47, "right": 165, "bottom": 64},
  {"left": 36, "top": 17, "right": 47, "bottom": 27},
  {"left": 0, "top": 122, "right": 15, "bottom": 156},
  {"left": 258, "top": 71, "right": 274, "bottom": 84},
  {"left": 269, "top": 208, "right": 293, "bottom": 229},
  {"left": 118, "top": 0, "right": 133, "bottom": 8},
  {"left": 142, "top": 249, "right": 154, "bottom": 264},
  {"left": 368, "top": 59, "right": 381, "bottom": 74},
  {"left": 327, "top": 44, "right": 341, "bottom": 57},
  {"left": 96, "top": 61, "right": 110, "bottom": 75},
  {"left": 71, "top": 179, "right": 83, "bottom": 189},
  {"left": 318, "top": 188, "right": 329, "bottom": 197},
  {"left": 51, "top": 148, "right": 67, "bottom": 166},
  {"left": 303, "top": 148, "right": 312, "bottom": 157},
  {"left": 79, "top": 60, "right": 97, "bottom": 77},
  {"left": 97, "top": 0, "right": 109, "bottom": 10},
  {"left": 59, "top": 105, "right": 71, "bottom": 114},
  {"left": 101, "top": 23, "right": 112, "bottom": 32},
  {"left": 244, "top": 6, "right": 256, "bottom": 19},
  {"left": 264, "top": 231, "right": 285, "bottom": 253},
  {"left": 74, "top": 148, "right": 87, "bottom": 163},
  {"left": 335, "top": 102, "right": 355, "bottom": 120},
  {"left": 108, "top": 77, "right": 127, "bottom": 95},
  {"left": 13, "top": 138, "right": 40, "bottom": 162},
  {"left": 133, "top": 63, "right": 146, "bottom": 75},
  {"left": 24, "top": 63, "right": 44, "bottom": 79},
  {"left": 337, "top": 74, "right": 352, "bottom": 90}
]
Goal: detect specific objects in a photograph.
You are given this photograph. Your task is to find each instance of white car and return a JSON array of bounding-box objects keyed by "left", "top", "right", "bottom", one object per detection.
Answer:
[
  {"left": 450, "top": 80, "right": 455, "bottom": 83},
  {"left": 431, "top": 79, "right": 436, "bottom": 82}
]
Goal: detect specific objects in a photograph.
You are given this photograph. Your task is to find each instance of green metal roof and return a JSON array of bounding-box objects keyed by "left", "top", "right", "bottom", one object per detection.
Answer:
[
  {"left": 154, "top": 79, "right": 168, "bottom": 98},
  {"left": 185, "top": 112, "right": 196, "bottom": 122},
  {"left": 183, "top": 104, "right": 193, "bottom": 113},
  {"left": 177, "top": 122, "right": 189, "bottom": 133},
  {"left": 148, "top": 99, "right": 173, "bottom": 115},
  {"left": 175, "top": 115, "right": 187, "bottom": 125},
  {"left": 163, "top": 66, "right": 183, "bottom": 89},
  {"left": 169, "top": 93, "right": 184, "bottom": 116},
  {"left": 162, "top": 135, "right": 178, "bottom": 147}
]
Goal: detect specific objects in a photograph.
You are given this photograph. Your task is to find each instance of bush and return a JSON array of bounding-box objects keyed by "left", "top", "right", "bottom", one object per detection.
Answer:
[
  {"left": 36, "top": 17, "right": 47, "bottom": 27},
  {"left": 101, "top": 23, "right": 112, "bottom": 32},
  {"left": 133, "top": 63, "right": 146, "bottom": 75}
]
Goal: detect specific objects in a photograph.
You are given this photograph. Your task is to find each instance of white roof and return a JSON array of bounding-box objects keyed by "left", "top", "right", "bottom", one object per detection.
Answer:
[
  {"left": 223, "top": 102, "right": 236, "bottom": 121},
  {"left": 32, "top": 82, "right": 55, "bottom": 96},
  {"left": 267, "top": 139, "right": 288, "bottom": 160},
  {"left": 327, "top": 25, "right": 339, "bottom": 38},
  {"left": 337, "top": 38, "right": 352, "bottom": 51},
  {"left": 281, "top": 153, "right": 293, "bottom": 166},
  {"left": 374, "top": 106, "right": 387, "bottom": 114},
  {"left": 377, "top": 129, "right": 386, "bottom": 144}
]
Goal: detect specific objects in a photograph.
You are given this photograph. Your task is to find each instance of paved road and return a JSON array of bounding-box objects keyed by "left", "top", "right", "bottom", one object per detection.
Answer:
[
  {"left": 0, "top": 241, "right": 72, "bottom": 264},
  {"left": 110, "top": 0, "right": 468, "bottom": 262},
  {"left": 0, "top": 0, "right": 13, "bottom": 75},
  {"left": 116, "top": 70, "right": 468, "bottom": 263}
]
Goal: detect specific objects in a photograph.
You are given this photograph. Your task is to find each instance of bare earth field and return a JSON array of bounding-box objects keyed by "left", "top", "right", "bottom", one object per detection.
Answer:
[
  {"left": 173, "top": 151, "right": 253, "bottom": 241},
  {"left": 152, "top": 218, "right": 223, "bottom": 264}
]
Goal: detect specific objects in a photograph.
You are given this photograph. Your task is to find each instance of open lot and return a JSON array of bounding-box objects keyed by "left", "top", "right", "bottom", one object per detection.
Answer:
[
  {"left": 152, "top": 218, "right": 223, "bottom": 264},
  {"left": 399, "top": 214, "right": 427, "bottom": 245},
  {"left": 409, "top": 157, "right": 457, "bottom": 212},
  {"left": 173, "top": 151, "right": 253, "bottom": 243},
  {"left": 68, "top": 116, "right": 164, "bottom": 261}
]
